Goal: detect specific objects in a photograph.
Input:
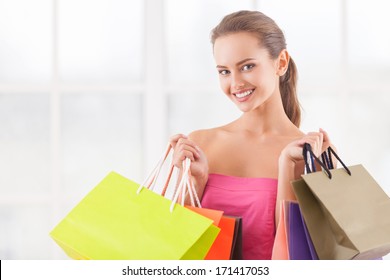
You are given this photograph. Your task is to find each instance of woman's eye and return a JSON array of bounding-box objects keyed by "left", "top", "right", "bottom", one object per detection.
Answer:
[
  {"left": 242, "top": 64, "right": 255, "bottom": 71},
  {"left": 218, "top": 69, "right": 230, "bottom": 76}
]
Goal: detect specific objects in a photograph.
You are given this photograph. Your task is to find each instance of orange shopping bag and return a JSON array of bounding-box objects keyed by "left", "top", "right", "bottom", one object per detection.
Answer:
[
  {"left": 205, "top": 215, "right": 236, "bottom": 260},
  {"left": 180, "top": 158, "right": 236, "bottom": 260},
  {"left": 185, "top": 206, "right": 236, "bottom": 260}
]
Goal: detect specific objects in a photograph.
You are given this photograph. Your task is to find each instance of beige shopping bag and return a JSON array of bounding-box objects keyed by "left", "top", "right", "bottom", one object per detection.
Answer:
[{"left": 292, "top": 144, "right": 390, "bottom": 259}]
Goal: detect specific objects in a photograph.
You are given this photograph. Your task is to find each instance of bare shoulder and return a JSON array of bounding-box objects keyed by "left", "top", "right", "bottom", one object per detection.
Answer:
[
  {"left": 189, "top": 127, "right": 219, "bottom": 145},
  {"left": 188, "top": 125, "right": 231, "bottom": 148},
  {"left": 188, "top": 129, "right": 208, "bottom": 144}
]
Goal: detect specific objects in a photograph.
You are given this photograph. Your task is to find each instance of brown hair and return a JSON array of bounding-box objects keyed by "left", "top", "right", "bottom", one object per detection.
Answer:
[{"left": 211, "top": 10, "right": 301, "bottom": 127}]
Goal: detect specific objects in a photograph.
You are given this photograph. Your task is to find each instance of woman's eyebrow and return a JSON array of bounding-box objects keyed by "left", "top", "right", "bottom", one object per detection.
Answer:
[{"left": 216, "top": 58, "right": 256, "bottom": 69}]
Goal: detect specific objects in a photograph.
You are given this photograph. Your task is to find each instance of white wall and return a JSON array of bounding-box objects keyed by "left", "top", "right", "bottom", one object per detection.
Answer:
[{"left": 0, "top": 0, "right": 389, "bottom": 260}]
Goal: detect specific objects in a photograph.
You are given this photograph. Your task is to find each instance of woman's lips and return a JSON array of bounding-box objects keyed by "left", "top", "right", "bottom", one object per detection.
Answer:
[{"left": 233, "top": 89, "right": 254, "bottom": 102}]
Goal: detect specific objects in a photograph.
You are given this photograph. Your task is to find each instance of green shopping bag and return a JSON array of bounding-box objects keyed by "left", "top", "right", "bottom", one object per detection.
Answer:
[{"left": 50, "top": 171, "right": 219, "bottom": 260}]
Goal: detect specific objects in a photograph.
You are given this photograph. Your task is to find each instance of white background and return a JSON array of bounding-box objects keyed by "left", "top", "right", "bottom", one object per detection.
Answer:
[{"left": 0, "top": 0, "right": 389, "bottom": 260}]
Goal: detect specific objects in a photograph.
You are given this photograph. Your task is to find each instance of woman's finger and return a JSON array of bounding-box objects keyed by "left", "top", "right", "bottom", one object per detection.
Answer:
[
  {"left": 177, "top": 138, "right": 200, "bottom": 153},
  {"left": 171, "top": 137, "right": 203, "bottom": 168},
  {"left": 319, "top": 128, "right": 331, "bottom": 150},
  {"left": 298, "top": 133, "right": 323, "bottom": 157},
  {"left": 175, "top": 143, "right": 201, "bottom": 159},
  {"left": 169, "top": 134, "right": 188, "bottom": 148}
]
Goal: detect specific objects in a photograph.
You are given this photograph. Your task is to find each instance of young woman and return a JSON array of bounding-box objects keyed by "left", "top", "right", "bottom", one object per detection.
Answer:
[{"left": 170, "top": 10, "right": 331, "bottom": 260}]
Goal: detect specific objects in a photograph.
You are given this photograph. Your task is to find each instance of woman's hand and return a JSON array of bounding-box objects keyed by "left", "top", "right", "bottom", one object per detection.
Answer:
[
  {"left": 169, "top": 134, "right": 209, "bottom": 179},
  {"left": 275, "top": 128, "right": 332, "bottom": 225},
  {"left": 280, "top": 128, "right": 331, "bottom": 165}
]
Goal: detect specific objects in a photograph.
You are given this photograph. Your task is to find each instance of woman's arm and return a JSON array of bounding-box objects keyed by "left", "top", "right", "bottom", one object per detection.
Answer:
[{"left": 275, "top": 128, "right": 332, "bottom": 226}]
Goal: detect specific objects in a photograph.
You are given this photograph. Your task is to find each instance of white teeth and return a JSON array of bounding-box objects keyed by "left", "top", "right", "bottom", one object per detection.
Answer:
[{"left": 235, "top": 90, "right": 253, "bottom": 98}]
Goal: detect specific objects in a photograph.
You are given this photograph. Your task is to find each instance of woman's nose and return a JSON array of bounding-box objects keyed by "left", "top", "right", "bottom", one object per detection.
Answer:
[{"left": 232, "top": 74, "right": 245, "bottom": 90}]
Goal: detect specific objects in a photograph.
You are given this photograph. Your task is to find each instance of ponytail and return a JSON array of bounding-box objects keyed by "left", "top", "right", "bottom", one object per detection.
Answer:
[{"left": 280, "top": 57, "right": 301, "bottom": 127}]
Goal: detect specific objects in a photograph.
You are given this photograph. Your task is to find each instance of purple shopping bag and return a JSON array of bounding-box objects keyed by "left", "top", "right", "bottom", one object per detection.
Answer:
[{"left": 288, "top": 201, "right": 318, "bottom": 260}]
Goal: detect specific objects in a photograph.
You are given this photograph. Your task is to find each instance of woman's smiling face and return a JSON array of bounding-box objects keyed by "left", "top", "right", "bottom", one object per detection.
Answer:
[{"left": 213, "top": 32, "right": 281, "bottom": 113}]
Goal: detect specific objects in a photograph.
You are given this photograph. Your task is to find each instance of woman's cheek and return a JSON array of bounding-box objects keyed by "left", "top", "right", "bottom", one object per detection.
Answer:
[{"left": 219, "top": 78, "right": 230, "bottom": 97}]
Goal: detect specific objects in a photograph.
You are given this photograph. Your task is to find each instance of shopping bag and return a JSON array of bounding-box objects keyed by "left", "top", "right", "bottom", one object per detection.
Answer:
[
  {"left": 50, "top": 146, "right": 220, "bottom": 260},
  {"left": 187, "top": 206, "right": 236, "bottom": 260},
  {"left": 287, "top": 201, "right": 318, "bottom": 260},
  {"left": 202, "top": 215, "right": 242, "bottom": 260},
  {"left": 272, "top": 200, "right": 318, "bottom": 260},
  {"left": 177, "top": 155, "right": 241, "bottom": 260},
  {"left": 292, "top": 144, "right": 390, "bottom": 259},
  {"left": 180, "top": 160, "right": 236, "bottom": 260},
  {"left": 271, "top": 200, "right": 289, "bottom": 259},
  {"left": 230, "top": 216, "right": 243, "bottom": 260}
]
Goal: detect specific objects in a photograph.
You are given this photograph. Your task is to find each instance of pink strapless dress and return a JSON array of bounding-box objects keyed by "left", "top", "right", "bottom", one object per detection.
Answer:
[{"left": 201, "top": 173, "right": 277, "bottom": 260}]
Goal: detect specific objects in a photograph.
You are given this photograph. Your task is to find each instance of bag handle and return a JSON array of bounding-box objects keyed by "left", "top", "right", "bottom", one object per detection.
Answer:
[
  {"left": 325, "top": 146, "right": 351, "bottom": 175},
  {"left": 303, "top": 143, "right": 331, "bottom": 178},
  {"left": 184, "top": 159, "right": 202, "bottom": 208},
  {"left": 136, "top": 143, "right": 202, "bottom": 212},
  {"left": 170, "top": 158, "right": 202, "bottom": 212},
  {"left": 303, "top": 143, "right": 351, "bottom": 179},
  {"left": 137, "top": 143, "right": 174, "bottom": 194}
]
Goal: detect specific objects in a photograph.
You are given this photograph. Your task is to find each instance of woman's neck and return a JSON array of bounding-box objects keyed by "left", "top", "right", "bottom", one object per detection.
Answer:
[{"left": 234, "top": 93, "right": 295, "bottom": 136}]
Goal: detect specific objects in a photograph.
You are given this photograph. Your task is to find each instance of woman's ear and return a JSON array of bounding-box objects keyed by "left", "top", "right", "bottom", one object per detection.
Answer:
[{"left": 276, "top": 49, "right": 290, "bottom": 76}]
